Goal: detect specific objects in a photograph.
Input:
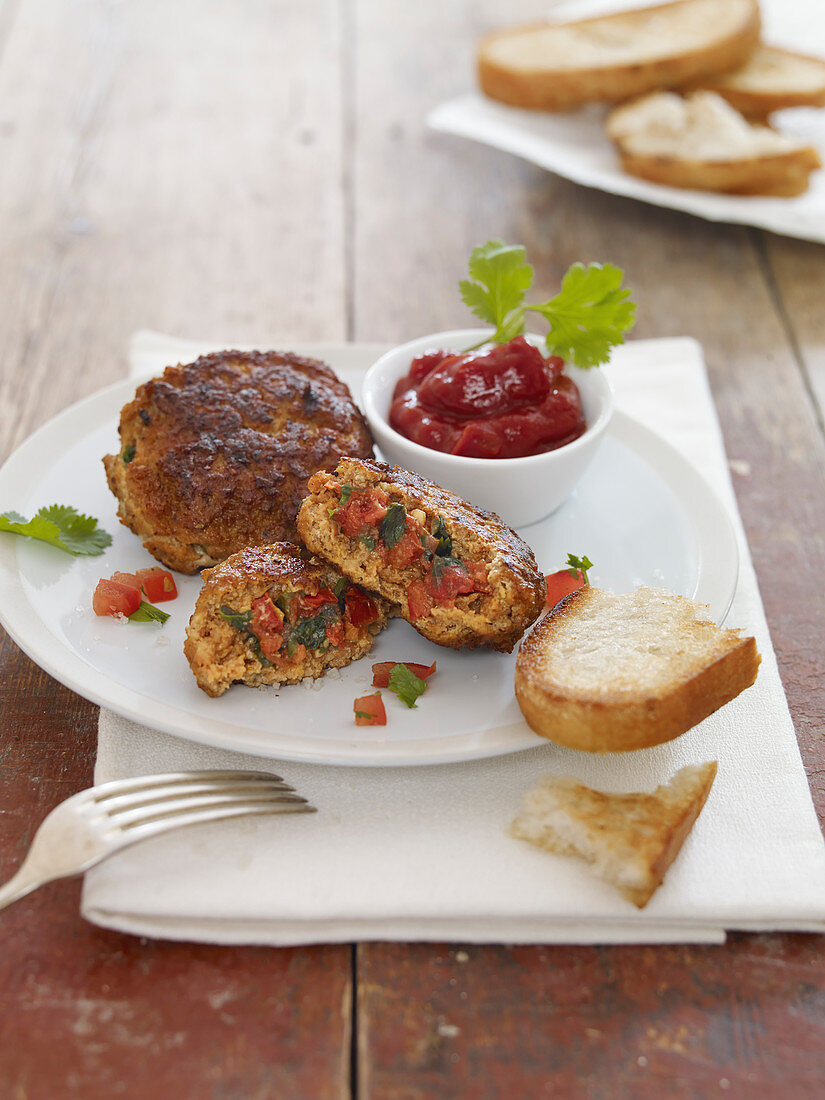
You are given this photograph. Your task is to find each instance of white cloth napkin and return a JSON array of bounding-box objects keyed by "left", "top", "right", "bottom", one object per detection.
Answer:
[
  {"left": 428, "top": 0, "right": 825, "bottom": 243},
  {"left": 81, "top": 330, "right": 825, "bottom": 945}
]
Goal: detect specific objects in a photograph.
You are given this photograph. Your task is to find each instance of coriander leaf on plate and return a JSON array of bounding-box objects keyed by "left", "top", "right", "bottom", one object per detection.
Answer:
[
  {"left": 128, "top": 600, "right": 170, "bottom": 624},
  {"left": 459, "top": 239, "right": 533, "bottom": 344},
  {"left": 528, "top": 262, "right": 636, "bottom": 369},
  {"left": 387, "top": 663, "right": 428, "bottom": 709},
  {"left": 0, "top": 504, "right": 112, "bottom": 556}
]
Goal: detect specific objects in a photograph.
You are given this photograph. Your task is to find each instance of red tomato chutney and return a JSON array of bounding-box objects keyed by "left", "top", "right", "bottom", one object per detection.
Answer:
[{"left": 389, "top": 336, "right": 586, "bottom": 459}]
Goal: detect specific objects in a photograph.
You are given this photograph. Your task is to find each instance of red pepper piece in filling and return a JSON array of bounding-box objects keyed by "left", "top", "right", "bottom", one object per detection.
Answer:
[
  {"left": 406, "top": 579, "right": 434, "bottom": 621},
  {"left": 337, "top": 488, "right": 389, "bottom": 537},
  {"left": 297, "top": 587, "right": 338, "bottom": 615},
  {"left": 426, "top": 562, "right": 476, "bottom": 605},
  {"left": 383, "top": 516, "right": 425, "bottom": 569},
  {"left": 250, "top": 595, "right": 285, "bottom": 660},
  {"left": 345, "top": 588, "right": 379, "bottom": 626}
]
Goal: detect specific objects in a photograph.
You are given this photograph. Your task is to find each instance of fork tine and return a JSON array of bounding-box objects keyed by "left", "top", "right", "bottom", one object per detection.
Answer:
[
  {"left": 115, "top": 800, "right": 317, "bottom": 840},
  {"left": 97, "top": 778, "right": 298, "bottom": 817},
  {"left": 90, "top": 771, "right": 291, "bottom": 803},
  {"left": 104, "top": 792, "right": 311, "bottom": 830}
]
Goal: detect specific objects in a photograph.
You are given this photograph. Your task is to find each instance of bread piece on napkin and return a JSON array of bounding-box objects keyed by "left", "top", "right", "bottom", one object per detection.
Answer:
[
  {"left": 606, "top": 90, "right": 822, "bottom": 196},
  {"left": 510, "top": 762, "right": 717, "bottom": 907},
  {"left": 514, "top": 585, "right": 760, "bottom": 752},
  {"left": 695, "top": 44, "right": 825, "bottom": 119},
  {"left": 477, "top": 0, "right": 760, "bottom": 112}
]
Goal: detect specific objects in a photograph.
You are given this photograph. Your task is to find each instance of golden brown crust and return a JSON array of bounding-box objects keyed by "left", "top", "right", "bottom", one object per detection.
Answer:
[
  {"left": 615, "top": 145, "right": 822, "bottom": 196},
  {"left": 514, "top": 586, "right": 760, "bottom": 752},
  {"left": 696, "top": 45, "right": 825, "bottom": 118},
  {"left": 103, "top": 350, "right": 374, "bottom": 574},
  {"left": 297, "top": 458, "right": 546, "bottom": 652},
  {"left": 184, "top": 542, "right": 390, "bottom": 697},
  {"left": 477, "top": 0, "right": 761, "bottom": 111}
]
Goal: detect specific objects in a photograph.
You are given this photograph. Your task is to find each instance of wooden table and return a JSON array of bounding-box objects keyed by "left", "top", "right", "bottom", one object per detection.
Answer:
[{"left": 1, "top": 1, "right": 824, "bottom": 1095}]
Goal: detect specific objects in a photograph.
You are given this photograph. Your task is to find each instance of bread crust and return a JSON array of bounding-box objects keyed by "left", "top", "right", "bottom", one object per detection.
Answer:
[
  {"left": 184, "top": 542, "right": 390, "bottom": 697},
  {"left": 103, "top": 350, "right": 373, "bottom": 574},
  {"left": 615, "top": 145, "right": 822, "bottom": 196},
  {"left": 510, "top": 762, "right": 718, "bottom": 906},
  {"left": 514, "top": 586, "right": 760, "bottom": 752},
  {"left": 297, "top": 458, "right": 546, "bottom": 652},
  {"left": 477, "top": 0, "right": 761, "bottom": 111},
  {"left": 696, "top": 45, "right": 825, "bottom": 119}
]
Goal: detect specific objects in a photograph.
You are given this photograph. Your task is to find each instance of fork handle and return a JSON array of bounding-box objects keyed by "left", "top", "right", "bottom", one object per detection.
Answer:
[{"left": 0, "top": 866, "right": 55, "bottom": 911}]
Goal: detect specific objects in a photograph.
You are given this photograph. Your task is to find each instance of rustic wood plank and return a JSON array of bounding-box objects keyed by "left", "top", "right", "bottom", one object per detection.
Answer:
[
  {"left": 0, "top": 0, "right": 353, "bottom": 1095},
  {"left": 352, "top": 1, "right": 825, "bottom": 1095},
  {"left": 0, "top": 0, "right": 348, "bottom": 466}
]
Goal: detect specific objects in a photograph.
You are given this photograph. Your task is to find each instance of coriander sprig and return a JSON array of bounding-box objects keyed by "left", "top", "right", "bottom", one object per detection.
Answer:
[
  {"left": 459, "top": 239, "right": 636, "bottom": 368},
  {"left": 567, "top": 553, "right": 593, "bottom": 584},
  {"left": 0, "top": 505, "right": 112, "bottom": 556}
]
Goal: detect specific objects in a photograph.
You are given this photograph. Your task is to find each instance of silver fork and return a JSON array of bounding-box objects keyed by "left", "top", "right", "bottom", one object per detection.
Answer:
[{"left": 0, "top": 770, "right": 316, "bottom": 911}]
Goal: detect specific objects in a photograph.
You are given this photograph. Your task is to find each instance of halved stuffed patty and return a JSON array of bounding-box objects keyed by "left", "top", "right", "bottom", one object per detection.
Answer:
[
  {"left": 297, "top": 458, "right": 545, "bottom": 652},
  {"left": 184, "top": 542, "right": 391, "bottom": 696}
]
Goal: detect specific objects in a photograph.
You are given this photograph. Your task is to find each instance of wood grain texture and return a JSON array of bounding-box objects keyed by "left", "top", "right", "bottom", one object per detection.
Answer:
[{"left": 0, "top": 0, "right": 353, "bottom": 1096}]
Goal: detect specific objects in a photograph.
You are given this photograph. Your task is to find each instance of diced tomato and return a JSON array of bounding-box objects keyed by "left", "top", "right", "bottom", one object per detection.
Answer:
[
  {"left": 465, "top": 560, "right": 492, "bottom": 594},
  {"left": 354, "top": 693, "right": 387, "bottom": 727},
  {"left": 250, "top": 595, "right": 285, "bottom": 660},
  {"left": 371, "top": 661, "right": 436, "bottom": 688},
  {"left": 134, "top": 566, "right": 178, "bottom": 602},
  {"left": 345, "top": 588, "right": 379, "bottom": 626},
  {"left": 545, "top": 569, "right": 585, "bottom": 610},
  {"left": 325, "top": 620, "right": 345, "bottom": 648},
  {"left": 406, "top": 579, "right": 434, "bottom": 621},
  {"left": 93, "top": 578, "right": 142, "bottom": 618},
  {"left": 427, "top": 563, "right": 475, "bottom": 605},
  {"left": 383, "top": 519, "right": 425, "bottom": 569},
  {"left": 297, "top": 588, "right": 337, "bottom": 615},
  {"left": 408, "top": 349, "right": 449, "bottom": 385},
  {"left": 337, "top": 488, "right": 389, "bottom": 538}
]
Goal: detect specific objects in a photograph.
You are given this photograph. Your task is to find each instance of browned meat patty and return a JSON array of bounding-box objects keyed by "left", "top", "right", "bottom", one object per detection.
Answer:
[
  {"left": 184, "top": 543, "right": 391, "bottom": 697},
  {"left": 297, "top": 458, "right": 546, "bottom": 652},
  {"left": 103, "top": 350, "right": 373, "bottom": 573}
]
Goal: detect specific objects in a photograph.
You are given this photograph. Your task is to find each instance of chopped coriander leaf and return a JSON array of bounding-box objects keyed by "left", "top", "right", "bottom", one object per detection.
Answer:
[
  {"left": 122, "top": 443, "right": 136, "bottom": 464},
  {"left": 219, "top": 605, "right": 253, "bottom": 630},
  {"left": 339, "top": 484, "right": 354, "bottom": 506},
  {"left": 0, "top": 505, "right": 112, "bottom": 556},
  {"left": 129, "top": 600, "right": 170, "bottom": 624},
  {"left": 379, "top": 502, "right": 407, "bottom": 549},
  {"left": 387, "top": 663, "right": 428, "bottom": 708},
  {"left": 567, "top": 553, "right": 593, "bottom": 584},
  {"left": 432, "top": 514, "right": 452, "bottom": 557},
  {"left": 358, "top": 535, "right": 376, "bottom": 551}
]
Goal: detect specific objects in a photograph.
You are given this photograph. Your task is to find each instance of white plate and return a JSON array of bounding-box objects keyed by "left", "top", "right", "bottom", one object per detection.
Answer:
[
  {"left": 428, "top": 1, "right": 825, "bottom": 244},
  {"left": 0, "top": 347, "right": 737, "bottom": 766}
]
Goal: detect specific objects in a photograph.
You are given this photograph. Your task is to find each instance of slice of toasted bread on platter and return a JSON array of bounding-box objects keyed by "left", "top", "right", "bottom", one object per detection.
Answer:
[
  {"left": 478, "top": 0, "right": 761, "bottom": 111},
  {"left": 696, "top": 44, "right": 825, "bottom": 119},
  {"left": 606, "top": 89, "right": 822, "bottom": 195}
]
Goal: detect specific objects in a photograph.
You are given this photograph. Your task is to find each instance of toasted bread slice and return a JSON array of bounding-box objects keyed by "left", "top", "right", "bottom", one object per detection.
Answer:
[
  {"left": 697, "top": 44, "right": 825, "bottom": 119},
  {"left": 510, "top": 762, "right": 718, "bottom": 907},
  {"left": 514, "top": 586, "right": 759, "bottom": 752},
  {"left": 477, "top": 0, "right": 760, "bottom": 111},
  {"left": 606, "top": 90, "right": 822, "bottom": 195}
]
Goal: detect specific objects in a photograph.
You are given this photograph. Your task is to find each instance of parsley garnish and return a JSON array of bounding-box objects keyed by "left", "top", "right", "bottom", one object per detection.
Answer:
[
  {"left": 129, "top": 600, "right": 170, "bottom": 624},
  {"left": 0, "top": 505, "right": 112, "bottom": 556},
  {"left": 387, "top": 663, "right": 427, "bottom": 709},
  {"left": 459, "top": 239, "right": 636, "bottom": 368},
  {"left": 567, "top": 553, "right": 593, "bottom": 584},
  {"left": 379, "top": 502, "right": 407, "bottom": 549}
]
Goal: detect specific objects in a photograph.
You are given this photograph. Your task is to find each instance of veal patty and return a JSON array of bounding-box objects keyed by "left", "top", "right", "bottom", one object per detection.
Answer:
[
  {"left": 103, "top": 350, "right": 373, "bottom": 573},
  {"left": 184, "top": 543, "right": 391, "bottom": 697},
  {"left": 297, "top": 458, "right": 546, "bottom": 652}
]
